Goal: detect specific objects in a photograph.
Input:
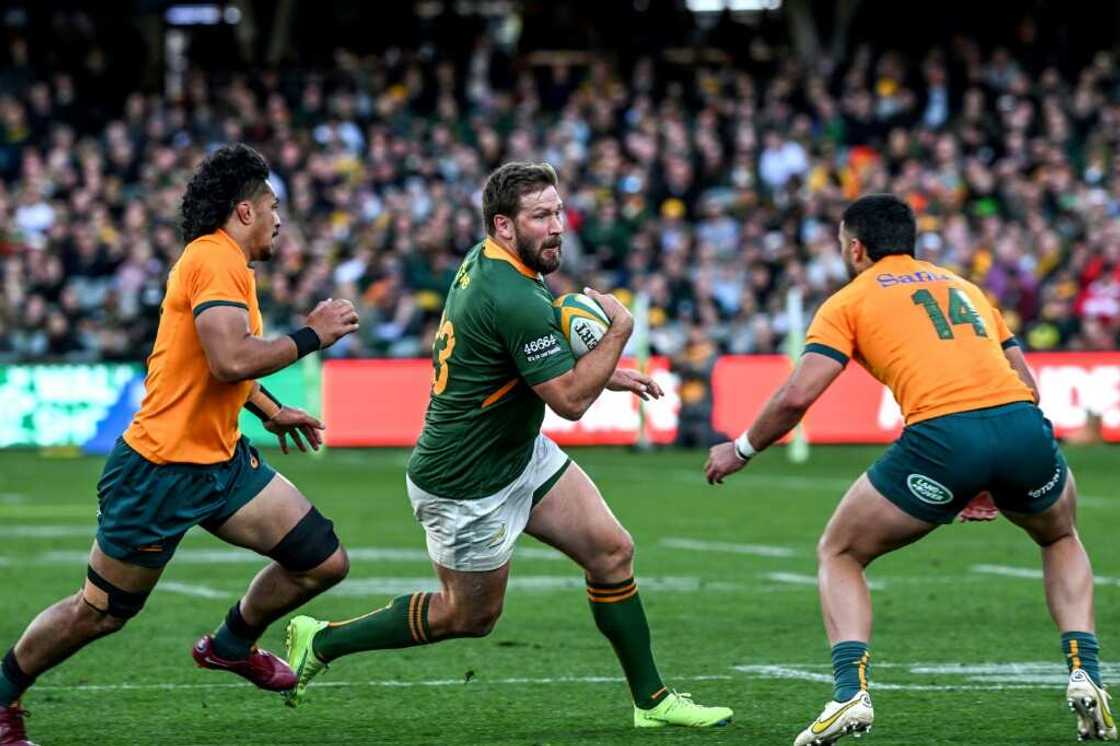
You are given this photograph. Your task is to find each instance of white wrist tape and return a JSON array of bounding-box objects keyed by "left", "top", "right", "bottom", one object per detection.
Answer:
[{"left": 733, "top": 431, "right": 757, "bottom": 461}]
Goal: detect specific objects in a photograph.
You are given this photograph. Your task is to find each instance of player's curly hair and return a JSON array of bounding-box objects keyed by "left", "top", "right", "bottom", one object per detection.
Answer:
[
  {"left": 842, "top": 193, "right": 916, "bottom": 260},
  {"left": 180, "top": 144, "right": 270, "bottom": 243},
  {"left": 482, "top": 162, "right": 558, "bottom": 236}
]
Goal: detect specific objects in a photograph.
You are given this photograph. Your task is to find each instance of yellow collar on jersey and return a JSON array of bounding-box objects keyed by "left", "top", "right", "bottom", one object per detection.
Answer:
[{"left": 483, "top": 238, "right": 539, "bottom": 279}]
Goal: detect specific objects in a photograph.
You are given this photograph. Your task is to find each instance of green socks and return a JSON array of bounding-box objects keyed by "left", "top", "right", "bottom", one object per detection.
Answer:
[
  {"left": 0, "top": 649, "right": 34, "bottom": 707},
  {"left": 831, "top": 641, "right": 870, "bottom": 702},
  {"left": 587, "top": 577, "right": 667, "bottom": 710},
  {"left": 211, "top": 602, "right": 264, "bottom": 661},
  {"left": 314, "top": 593, "right": 433, "bottom": 662},
  {"left": 1063, "top": 631, "right": 1102, "bottom": 686}
]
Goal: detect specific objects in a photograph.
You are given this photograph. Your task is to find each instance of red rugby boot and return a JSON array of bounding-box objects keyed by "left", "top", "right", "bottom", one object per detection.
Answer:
[
  {"left": 192, "top": 634, "right": 297, "bottom": 691},
  {"left": 0, "top": 702, "right": 36, "bottom": 746}
]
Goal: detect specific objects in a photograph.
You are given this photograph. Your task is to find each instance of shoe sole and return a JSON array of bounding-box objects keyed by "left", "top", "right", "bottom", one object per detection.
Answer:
[
  {"left": 283, "top": 620, "right": 308, "bottom": 708},
  {"left": 1068, "top": 690, "right": 1117, "bottom": 741},
  {"left": 634, "top": 717, "right": 732, "bottom": 729},
  {"left": 803, "top": 719, "right": 873, "bottom": 745},
  {"left": 284, "top": 618, "right": 327, "bottom": 708}
]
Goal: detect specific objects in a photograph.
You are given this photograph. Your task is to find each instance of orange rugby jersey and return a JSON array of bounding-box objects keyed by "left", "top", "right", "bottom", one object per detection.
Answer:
[
  {"left": 805, "top": 254, "right": 1033, "bottom": 425},
  {"left": 124, "top": 229, "right": 262, "bottom": 464}
]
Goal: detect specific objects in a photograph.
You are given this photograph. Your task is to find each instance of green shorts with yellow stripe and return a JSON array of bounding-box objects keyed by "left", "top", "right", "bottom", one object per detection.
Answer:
[
  {"left": 95, "top": 436, "right": 276, "bottom": 568},
  {"left": 867, "top": 401, "right": 1067, "bottom": 525}
]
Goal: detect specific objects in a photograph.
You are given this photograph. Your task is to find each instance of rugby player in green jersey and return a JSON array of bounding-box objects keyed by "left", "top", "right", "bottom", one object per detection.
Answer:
[{"left": 284, "top": 162, "right": 732, "bottom": 729}]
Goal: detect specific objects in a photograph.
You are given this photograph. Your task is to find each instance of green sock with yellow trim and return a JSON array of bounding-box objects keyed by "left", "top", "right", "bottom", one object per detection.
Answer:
[
  {"left": 1063, "top": 631, "right": 1102, "bottom": 686},
  {"left": 313, "top": 593, "right": 433, "bottom": 662},
  {"left": 831, "top": 641, "right": 870, "bottom": 702},
  {"left": 587, "top": 577, "right": 666, "bottom": 710}
]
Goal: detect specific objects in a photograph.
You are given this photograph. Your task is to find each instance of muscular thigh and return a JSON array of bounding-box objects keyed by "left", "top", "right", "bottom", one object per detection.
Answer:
[
  {"left": 821, "top": 474, "right": 937, "bottom": 565},
  {"left": 524, "top": 461, "right": 630, "bottom": 569},
  {"left": 206, "top": 472, "right": 312, "bottom": 554}
]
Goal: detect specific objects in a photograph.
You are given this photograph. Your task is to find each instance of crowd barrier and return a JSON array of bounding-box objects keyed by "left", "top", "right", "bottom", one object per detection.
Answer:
[{"left": 3, "top": 352, "right": 1117, "bottom": 450}]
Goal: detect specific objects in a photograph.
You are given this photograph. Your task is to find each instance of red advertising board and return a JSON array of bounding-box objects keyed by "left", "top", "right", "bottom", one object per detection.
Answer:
[
  {"left": 323, "top": 352, "right": 1120, "bottom": 446},
  {"left": 323, "top": 357, "right": 677, "bottom": 447}
]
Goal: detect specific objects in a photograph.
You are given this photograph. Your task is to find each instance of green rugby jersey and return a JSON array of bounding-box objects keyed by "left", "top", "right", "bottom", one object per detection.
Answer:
[{"left": 406, "top": 238, "right": 576, "bottom": 499}]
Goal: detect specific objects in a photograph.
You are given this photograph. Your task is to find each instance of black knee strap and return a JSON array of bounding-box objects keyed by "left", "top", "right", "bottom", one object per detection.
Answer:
[
  {"left": 85, "top": 566, "right": 150, "bottom": 619},
  {"left": 267, "top": 506, "right": 339, "bottom": 572}
]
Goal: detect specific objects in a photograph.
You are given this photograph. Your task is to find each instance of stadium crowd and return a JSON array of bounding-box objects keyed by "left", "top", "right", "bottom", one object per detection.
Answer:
[{"left": 2, "top": 29, "right": 1120, "bottom": 364}]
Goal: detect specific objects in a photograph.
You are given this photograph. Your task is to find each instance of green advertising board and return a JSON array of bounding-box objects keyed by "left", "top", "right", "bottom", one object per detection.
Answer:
[
  {"left": 237, "top": 357, "right": 322, "bottom": 446},
  {"left": 0, "top": 359, "right": 320, "bottom": 450},
  {"left": 0, "top": 363, "right": 143, "bottom": 447}
]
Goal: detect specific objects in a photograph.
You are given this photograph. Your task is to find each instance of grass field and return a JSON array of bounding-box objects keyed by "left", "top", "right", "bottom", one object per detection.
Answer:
[{"left": 0, "top": 444, "right": 1117, "bottom": 745}]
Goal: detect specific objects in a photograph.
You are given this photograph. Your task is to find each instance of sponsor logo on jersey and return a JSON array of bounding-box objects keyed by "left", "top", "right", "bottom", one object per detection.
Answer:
[
  {"left": 906, "top": 473, "right": 953, "bottom": 504},
  {"left": 523, "top": 334, "right": 561, "bottom": 362},
  {"left": 485, "top": 523, "right": 508, "bottom": 548},
  {"left": 1028, "top": 465, "right": 1063, "bottom": 499},
  {"left": 875, "top": 270, "right": 953, "bottom": 288}
]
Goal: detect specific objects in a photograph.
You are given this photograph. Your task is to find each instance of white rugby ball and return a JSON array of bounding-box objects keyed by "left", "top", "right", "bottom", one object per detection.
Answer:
[{"left": 553, "top": 293, "right": 610, "bottom": 358}]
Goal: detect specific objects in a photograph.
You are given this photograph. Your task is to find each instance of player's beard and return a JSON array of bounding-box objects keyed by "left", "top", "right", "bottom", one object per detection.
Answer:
[{"left": 515, "top": 230, "right": 563, "bottom": 275}]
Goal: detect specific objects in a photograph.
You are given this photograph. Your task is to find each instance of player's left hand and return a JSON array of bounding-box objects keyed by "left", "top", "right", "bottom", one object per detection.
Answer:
[
  {"left": 705, "top": 441, "right": 749, "bottom": 485},
  {"left": 606, "top": 368, "right": 664, "bottom": 401},
  {"left": 958, "top": 491, "right": 999, "bottom": 522},
  {"left": 264, "top": 406, "right": 325, "bottom": 454}
]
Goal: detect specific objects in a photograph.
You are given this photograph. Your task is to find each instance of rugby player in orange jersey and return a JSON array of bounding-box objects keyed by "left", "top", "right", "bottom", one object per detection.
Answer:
[
  {"left": 705, "top": 194, "right": 1114, "bottom": 744},
  {"left": 0, "top": 144, "right": 360, "bottom": 746}
]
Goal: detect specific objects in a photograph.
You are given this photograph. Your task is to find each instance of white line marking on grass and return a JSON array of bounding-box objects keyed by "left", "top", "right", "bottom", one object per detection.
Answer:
[
  {"left": 734, "top": 665, "right": 1045, "bottom": 691},
  {"left": 604, "top": 468, "right": 852, "bottom": 490},
  {"left": 661, "top": 537, "right": 796, "bottom": 558},
  {"left": 763, "top": 572, "right": 886, "bottom": 590},
  {"left": 972, "top": 564, "right": 1120, "bottom": 587},
  {"left": 910, "top": 663, "right": 1068, "bottom": 674},
  {"left": 0, "top": 505, "right": 96, "bottom": 519},
  {"left": 0, "top": 525, "right": 94, "bottom": 538},
  {"left": 331, "top": 576, "right": 749, "bottom": 597},
  {"left": 0, "top": 493, "right": 28, "bottom": 504},
  {"left": 157, "top": 582, "right": 232, "bottom": 599},
  {"left": 36, "top": 673, "right": 734, "bottom": 694},
  {"left": 1078, "top": 495, "right": 1114, "bottom": 508},
  {"left": 28, "top": 546, "right": 563, "bottom": 566}
]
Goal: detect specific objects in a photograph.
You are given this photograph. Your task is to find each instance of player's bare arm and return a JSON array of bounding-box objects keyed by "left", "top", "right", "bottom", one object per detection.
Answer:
[
  {"left": 195, "top": 298, "right": 359, "bottom": 383},
  {"left": 532, "top": 288, "right": 635, "bottom": 420},
  {"left": 705, "top": 351, "right": 844, "bottom": 484},
  {"left": 1004, "top": 345, "right": 1040, "bottom": 403}
]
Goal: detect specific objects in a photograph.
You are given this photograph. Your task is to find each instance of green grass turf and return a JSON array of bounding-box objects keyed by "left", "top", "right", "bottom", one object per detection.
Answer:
[{"left": 0, "top": 445, "right": 1116, "bottom": 745}]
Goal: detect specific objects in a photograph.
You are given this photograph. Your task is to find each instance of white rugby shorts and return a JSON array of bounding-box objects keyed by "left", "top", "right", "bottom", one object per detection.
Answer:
[{"left": 406, "top": 434, "right": 570, "bottom": 571}]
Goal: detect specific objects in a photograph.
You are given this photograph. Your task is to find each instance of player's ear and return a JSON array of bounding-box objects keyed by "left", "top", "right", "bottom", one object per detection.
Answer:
[
  {"left": 493, "top": 214, "right": 513, "bottom": 241},
  {"left": 234, "top": 200, "right": 253, "bottom": 226}
]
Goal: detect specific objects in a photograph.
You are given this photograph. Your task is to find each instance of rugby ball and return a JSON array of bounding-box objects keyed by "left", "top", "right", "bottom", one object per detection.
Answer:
[{"left": 553, "top": 293, "right": 610, "bottom": 358}]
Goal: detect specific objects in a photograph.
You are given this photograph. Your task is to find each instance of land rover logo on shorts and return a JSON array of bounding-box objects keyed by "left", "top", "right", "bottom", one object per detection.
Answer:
[{"left": 906, "top": 473, "right": 953, "bottom": 504}]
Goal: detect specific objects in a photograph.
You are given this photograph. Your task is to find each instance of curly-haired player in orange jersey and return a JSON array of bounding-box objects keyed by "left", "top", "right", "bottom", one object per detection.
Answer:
[
  {"left": 0, "top": 144, "right": 360, "bottom": 746},
  {"left": 706, "top": 194, "right": 1114, "bottom": 745}
]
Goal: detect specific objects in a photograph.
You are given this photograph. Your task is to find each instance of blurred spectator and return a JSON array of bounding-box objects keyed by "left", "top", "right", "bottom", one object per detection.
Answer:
[{"left": 1, "top": 25, "right": 1120, "bottom": 364}]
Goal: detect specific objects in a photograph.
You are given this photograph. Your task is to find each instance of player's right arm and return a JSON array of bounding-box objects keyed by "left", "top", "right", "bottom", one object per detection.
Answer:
[
  {"left": 532, "top": 288, "right": 634, "bottom": 420},
  {"left": 992, "top": 307, "right": 1040, "bottom": 403},
  {"left": 706, "top": 290, "right": 853, "bottom": 484},
  {"left": 195, "top": 300, "right": 359, "bottom": 383}
]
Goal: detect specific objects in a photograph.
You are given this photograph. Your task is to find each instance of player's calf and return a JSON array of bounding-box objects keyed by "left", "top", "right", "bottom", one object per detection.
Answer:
[{"left": 439, "top": 595, "right": 503, "bottom": 638}]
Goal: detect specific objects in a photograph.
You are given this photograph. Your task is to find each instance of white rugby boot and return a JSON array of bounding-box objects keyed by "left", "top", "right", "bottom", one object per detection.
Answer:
[
  {"left": 1067, "top": 668, "right": 1117, "bottom": 741},
  {"left": 793, "top": 691, "right": 874, "bottom": 746}
]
